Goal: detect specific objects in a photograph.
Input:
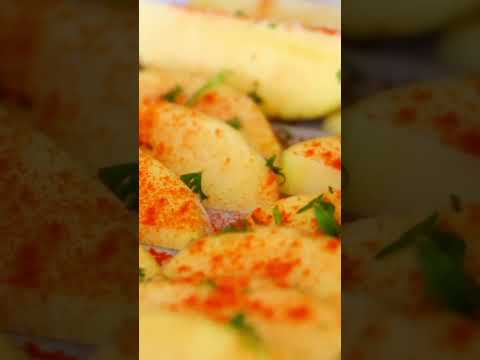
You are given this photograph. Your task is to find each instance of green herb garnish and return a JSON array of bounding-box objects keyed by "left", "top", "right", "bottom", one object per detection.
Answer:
[
  {"left": 248, "top": 90, "right": 263, "bottom": 105},
  {"left": 229, "top": 313, "right": 261, "bottom": 346},
  {"left": 98, "top": 163, "right": 138, "bottom": 211},
  {"left": 265, "top": 155, "right": 285, "bottom": 184},
  {"left": 337, "top": 69, "right": 341, "bottom": 82},
  {"left": 227, "top": 117, "right": 242, "bottom": 130},
  {"left": 163, "top": 85, "right": 183, "bottom": 102},
  {"left": 180, "top": 172, "right": 208, "bottom": 200},
  {"left": 186, "top": 71, "right": 230, "bottom": 106},
  {"left": 272, "top": 206, "right": 283, "bottom": 225},
  {"left": 298, "top": 195, "right": 340, "bottom": 237},
  {"left": 234, "top": 10, "right": 247, "bottom": 17},
  {"left": 139, "top": 267, "right": 145, "bottom": 282},
  {"left": 222, "top": 220, "right": 251, "bottom": 234},
  {"left": 375, "top": 213, "right": 438, "bottom": 259}
]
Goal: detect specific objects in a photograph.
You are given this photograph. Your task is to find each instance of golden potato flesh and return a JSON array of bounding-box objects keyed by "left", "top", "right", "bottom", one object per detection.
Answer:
[
  {"left": 323, "top": 111, "right": 341, "bottom": 135},
  {"left": 139, "top": 101, "right": 279, "bottom": 212},
  {"left": 163, "top": 227, "right": 340, "bottom": 300},
  {"left": 140, "top": 68, "right": 281, "bottom": 159},
  {"left": 139, "top": 148, "right": 211, "bottom": 249},
  {"left": 281, "top": 137, "right": 341, "bottom": 196},
  {"left": 139, "top": 2, "right": 341, "bottom": 119}
]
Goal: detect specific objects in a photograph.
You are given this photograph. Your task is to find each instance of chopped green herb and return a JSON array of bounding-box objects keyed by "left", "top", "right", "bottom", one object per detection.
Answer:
[
  {"left": 180, "top": 172, "right": 208, "bottom": 200},
  {"left": 227, "top": 117, "right": 242, "bottom": 130},
  {"left": 298, "top": 195, "right": 340, "bottom": 236},
  {"left": 272, "top": 206, "right": 283, "bottom": 225},
  {"left": 186, "top": 70, "right": 230, "bottom": 106},
  {"left": 229, "top": 313, "right": 261, "bottom": 346},
  {"left": 139, "top": 267, "right": 145, "bottom": 282},
  {"left": 375, "top": 213, "right": 438, "bottom": 259},
  {"left": 248, "top": 90, "right": 263, "bottom": 105},
  {"left": 265, "top": 155, "right": 285, "bottom": 184},
  {"left": 98, "top": 163, "right": 138, "bottom": 211},
  {"left": 201, "top": 279, "right": 218, "bottom": 289},
  {"left": 328, "top": 186, "right": 334, "bottom": 194},
  {"left": 163, "top": 85, "right": 183, "bottom": 102},
  {"left": 268, "top": 23, "right": 278, "bottom": 29},
  {"left": 234, "top": 10, "right": 247, "bottom": 17},
  {"left": 450, "top": 194, "right": 462, "bottom": 213}
]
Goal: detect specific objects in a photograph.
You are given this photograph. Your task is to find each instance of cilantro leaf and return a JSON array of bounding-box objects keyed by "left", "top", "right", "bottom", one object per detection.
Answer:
[
  {"left": 297, "top": 195, "right": 340, "bottom": 237},
  {"left": 163, "top": 85, "right": 183, "bottom": 102},
  {"left": 227, "top": 117, "right": 242, "bottom": 130},
  {"left": 180, "top": 172, "right": 208, "bottom": 200},
  {"left": 375, "top": 213, "right": 439, "bottom": 259},
  {"left": 98, "top": 163, "right": 138, "bottom": 212},
  {"left": 265, "top": 155, "right": 285, "bottom": 184},
  {"left": 186, "top": 70, "right": 230, "bottom": 106},
  {"left": 272, "top": 206, "right": 283, "bottom": 225}
]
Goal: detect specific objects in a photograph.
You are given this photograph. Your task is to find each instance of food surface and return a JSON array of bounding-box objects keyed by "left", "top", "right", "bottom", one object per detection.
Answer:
[{"left": 138, "top": 1, "right": 342, "bottom": 359}]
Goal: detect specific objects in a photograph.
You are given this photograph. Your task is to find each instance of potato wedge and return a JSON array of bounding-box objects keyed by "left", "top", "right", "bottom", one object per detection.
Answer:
[
  {"left": 140, "top": 278, "right": 340, "bottom": 360},
  {"left": 163, "top": 227, "right": 340, "bottom": 300},
  {"left": 139, "top": 147, "right": 211, "bottom": 249},
  {"left": 343, "top": 78, "right": 480, "bottom": 216},
  {"left": 281, "top": 137, "right": 341, "bottom": 196},
  {"left": 323, "top": 111, "right": 341, "bottom": 135},
  {"left": 439, "top": 21, "right": 480, "bottom": 72},
  {"left": 190, "top": 0, "right": 341, "bottom": 29},
  {"left": 140, "top": 68, "right": 281, "bottom": 158},
  {"left": 248, "top": 191, "right": 341, "bottom": 235},
  {"left": 140, "top": 308, "right": 267, "bottom": 360},
  {"left": 139, "top": 101, "right": 279, "bottom": 212},
  {"left": 139, "top": 2, "right": 341, "bottom": 119},
  {"left": 343, "top": 0, "right": 479, "bottom": 38}
]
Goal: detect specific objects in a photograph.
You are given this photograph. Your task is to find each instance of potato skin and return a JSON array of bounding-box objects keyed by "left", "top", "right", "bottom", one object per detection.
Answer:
[
  {"left": 140, "top": 2, "right": 341, "bottom": 120},
  {"left": 281, "top": 137, "right": 341, "bottom": 196},
  {"left": 139, "top": 148, "right": 211, "bottom": 249},
  {"left": 139, "top": 101, "right": 279, "bottom": 212},
  {"left": 140, "top": 68, "right": 281, "bottom": 159}
]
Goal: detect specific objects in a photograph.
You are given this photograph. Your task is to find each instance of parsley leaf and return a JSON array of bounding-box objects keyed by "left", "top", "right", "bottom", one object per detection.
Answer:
[
  {"left": 163, "top": 85, "right": 183, "bottom": 102},
  {"left": 180, "top": 172, "right": 208, "bottom": 200},
  {"left": 375, "top": 213, "right": 438, "bottom": 259},
  {"left": 227, "top": 117, "right": 242, "bottom": 130},
  {"left": 186, "top": 70, "right": 230, "bottom": 106},
  {"left": 272, "top": 206, "right": 283, "bottom": 225},
  {"left": 98, "top": 163, "right": 138, "bottom": 212},
  {"left": 229, "top": 313, "right": 261, "bottom": 346},
  {"left": 298, "top": 195, "right": 340, "bottom": 237},
  {"left": 265, "top": 155, "right": 285, "bottom": 184},
  {"left": 139, "top": 267, "right": 145, "bottom": 282}
]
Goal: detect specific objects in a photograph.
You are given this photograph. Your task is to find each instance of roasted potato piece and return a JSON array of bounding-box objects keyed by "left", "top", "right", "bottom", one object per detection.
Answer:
[
  {"left": 343, "top": 78, "right": 480, "bottom": 217},
  {"left": 190, "top": 0, "right": 341, "bottom": 29},
  {"left": 323, "top": 111, "right": 341, "bottom": 135},
  {"left": 343, "top": 0, "right": 479, "bottom": 38},
  {"left": 140, "top": 278, "right": 340, "bottom": 360},
  {"left": 139, "top": 2, "right": 341, "bottom": 120},
  {"left": 439, "top": 21, "right": 480, "bottom": 72},
  {"left": 140, "top": 308, "right": 268, "bottom": 360},
  {"left": 140, "top": 68, "right": 281, "bottom": 159},
  {"left": 248, "top": 191, "right": 341, "bottom": 235},
  {"left": 281, "top": 137, "right": 341, "bottom": 196},
  {"left": 163, "top": 227, "right": 340, "bottom": 300},
  {"left": 139, "top": 101, "right": 279, "bottom": 212},
  {"left": 139, "top": 147, "right": 211, "bottom": 249}
]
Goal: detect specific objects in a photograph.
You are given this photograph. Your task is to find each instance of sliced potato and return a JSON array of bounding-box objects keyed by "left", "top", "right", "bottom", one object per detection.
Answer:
[
  {"left": 248, "top": 191, "right": 341, "bottom": 234},
  {"left": 139, "top": 147, "right": 211, "bottom": 249},
  {"left": 163, "top": 227, "right": 340, "bottom": 300},
  {"left": 439, "top": 21, "right": 480, "bottom": 71},
  {"left": 139, "top": 101, "right": 279, "bottom": 212},
  {"left": 190, "top": 0, "right": 341, "bottom": 29},
  {"left": 140, "top": 308, "right": 268, "bottom": 360},
  {"left": 139, "top": 2, "right": 341, "bottom": 119},
  {"left": 323, "top": 111, "right": 341, "bottom": 135},
  {"left": 343, "top": 0, "right": 479, "bottom": 38},
  {"left": 281, "top": 137, "right": 341, "bottom": 196},
  {"left": 343, "top": 78, "right": 480, "bottom": 216},
  {"left": 140, "top": 68, "right": 281, "bottom": 158},
  {"left": 140, "top": 278, "right": 340, "bottom": 360},
  {"left": 139, "top": 246, "right": 162, "bottom": 281}
]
